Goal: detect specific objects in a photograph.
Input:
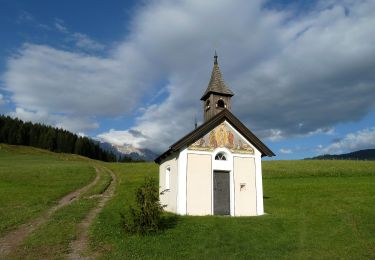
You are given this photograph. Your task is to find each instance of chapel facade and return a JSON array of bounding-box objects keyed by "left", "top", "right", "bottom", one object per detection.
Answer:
[{"left": 155, "top": 54, "right": 274, "bottom": 216}]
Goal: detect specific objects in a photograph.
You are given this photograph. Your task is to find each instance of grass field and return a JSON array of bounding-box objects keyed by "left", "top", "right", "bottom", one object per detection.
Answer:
[
  {"left": 0, "top": 144, "right": 95, "bottom": 236},
  {"left": 1, "top": 144, "right": 375, "bottom": 259},
  {"left": 9, "top": 166, "right": 112, "bottom": 259},
  {"left": 0, "top": 144, "right": 115, "bottom": 259},
  {"left": 90, "top": 160, "right": 375, "bottom": 259}
]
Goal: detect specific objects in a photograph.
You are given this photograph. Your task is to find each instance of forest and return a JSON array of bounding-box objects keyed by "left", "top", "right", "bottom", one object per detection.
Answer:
[{"left": 0, "top": 115, "right": 116, "bottom": 162}]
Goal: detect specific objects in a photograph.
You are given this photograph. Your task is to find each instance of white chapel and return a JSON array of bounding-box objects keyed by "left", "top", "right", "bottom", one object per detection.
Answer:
[{"left": 155, "top": 53, "right": 275, "bottom": 216}]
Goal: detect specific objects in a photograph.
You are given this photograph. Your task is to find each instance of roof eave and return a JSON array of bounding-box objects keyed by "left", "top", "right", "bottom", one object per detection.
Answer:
[
  {"left": 155, "top": 109, "right": 275, "bottom": 164},
  {"left": 200, "top": 91, "right": 234, "bottom": 101},
  {"left": 154, "top": 148, "right": 174, "bottom": 164}
]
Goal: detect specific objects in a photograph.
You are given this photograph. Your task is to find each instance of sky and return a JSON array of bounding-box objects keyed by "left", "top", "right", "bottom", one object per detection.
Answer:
[{"left": 0, "top": 0, "right": 375, "bottom": 160}]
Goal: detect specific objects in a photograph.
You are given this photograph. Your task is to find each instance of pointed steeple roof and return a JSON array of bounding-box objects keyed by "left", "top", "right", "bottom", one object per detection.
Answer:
[{"left": 200, "top": 52, "right": 234, "bottom": 101}]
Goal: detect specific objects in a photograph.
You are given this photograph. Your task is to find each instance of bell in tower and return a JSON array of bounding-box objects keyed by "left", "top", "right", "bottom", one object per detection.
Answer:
[{"left": 201, "top": 52, "right": 234, "bottom": 122}]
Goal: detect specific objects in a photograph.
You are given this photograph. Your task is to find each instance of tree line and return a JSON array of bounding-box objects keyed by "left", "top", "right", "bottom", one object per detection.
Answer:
[
  {"left": 0, "top": 115, "right": 116, "bottom": 162},
  {"left": 118, "top": 154, "right": 145, "bottom": 163}
]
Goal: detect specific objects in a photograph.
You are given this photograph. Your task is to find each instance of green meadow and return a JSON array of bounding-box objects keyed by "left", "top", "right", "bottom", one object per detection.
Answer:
[
  {"left": 1, "top": 144, "right": 375, "bottom": 259},
  {"left": 0, "top": 144, "right": 95, "bottom": 236},
  {"left": 91, "top": 161, "right": 375, "bottom": 259},
  {"left": 0, "top": 144, "right": 114, "bottom": 259}
]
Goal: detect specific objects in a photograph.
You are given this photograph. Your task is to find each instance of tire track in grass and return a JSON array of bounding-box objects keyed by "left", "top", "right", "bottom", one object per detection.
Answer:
[
  {"left": 0, "top": 167, "right": 100, "bottom": 258},
  {"left": 68, "top": 167, "right": 116, "bottom": 260}
]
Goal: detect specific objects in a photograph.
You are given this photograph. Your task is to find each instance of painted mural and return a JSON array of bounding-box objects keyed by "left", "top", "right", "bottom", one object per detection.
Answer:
[{"left": 189, "top": 122, "right": 254, "bottom": 154}]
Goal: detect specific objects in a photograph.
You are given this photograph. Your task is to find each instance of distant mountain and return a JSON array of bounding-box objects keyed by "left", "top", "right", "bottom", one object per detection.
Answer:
[
  {"left": 307, "top": 149, "right": 375, "bottom": 160},
  {"left": 97, "top": 141, "right": 158, "bottom": 162}
]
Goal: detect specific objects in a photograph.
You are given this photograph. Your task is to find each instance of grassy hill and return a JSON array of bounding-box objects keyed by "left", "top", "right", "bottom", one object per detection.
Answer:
[
  {"left": 307, "top": 149, "right": 375, "bottom": 160},
  {"left": 1, "top": 144, "right": 375, "bottom": 259},
  {"left": 0, "top": 144, "right": 95, "bottom": 236},
  {"left": 0, "top": 144, "right": 113, "bottom": 259}
]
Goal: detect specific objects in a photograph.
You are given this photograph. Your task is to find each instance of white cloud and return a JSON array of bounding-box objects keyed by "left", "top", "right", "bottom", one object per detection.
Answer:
[
  {"left": 318, "top": 127, "right": 375, "bottom": 154},
  {"left": 8, "top": 107, "right": 98, "bottom": 133},
  {"left": 3, "top": 43, "right": 158, "bottom": 132},
  {"left": 9, "top": 107, "right": 50, "bottom": 123},
  {"left": 266, "top": 129, "right": 284, "bottom": 142},
  {"left": 97, "top": 129, "right": 147, "bottom": 148},
  {"left": 71, "top": 33, "right": 104, "bottom": 51},
  {"left": 54, "top": 18, "right": 104, "bottom": 51},
  {"left": 54, "top": 19, "right": 68, "bottom": 33},
  {"left": 5, "top": 45, "right": 121, "bottom": 115},
  {"left": 280, "top": 148, "right": 292, "bottom": 154},
  {"left": 307, "top": 128, "right": 335, "bottom": 136},
  {"left": 0, "top": 94, "right": 4, "bottom": 106},
  {"left": 16, "top": 10, "right": 51, "bottom": 30},
  {"left": 3, "top": 0, "right": 375, "bottom": 152},
  {"left": 55, "top": 117, "right": 99, "bottom": 133},
  {"left": 112, "top": 0, "right": 375, "bottom": 152},
  {"left": 17, "top": 11, "right": 34, "bottom": 23}
]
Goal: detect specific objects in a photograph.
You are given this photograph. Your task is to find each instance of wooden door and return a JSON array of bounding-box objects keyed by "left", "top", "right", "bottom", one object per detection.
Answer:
[{"left": 213, "top": 171, "right": 230, "bottom": 215}]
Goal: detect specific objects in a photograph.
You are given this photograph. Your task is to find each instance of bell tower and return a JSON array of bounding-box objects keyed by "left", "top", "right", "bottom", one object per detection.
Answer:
[{"left": 201, "top": 52, "right": 234, "bottom": 122}]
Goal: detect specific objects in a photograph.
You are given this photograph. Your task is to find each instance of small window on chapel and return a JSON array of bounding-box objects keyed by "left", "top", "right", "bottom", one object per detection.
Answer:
[
  {"left": 215, "top": 152, "right": 227, "bottom": 161},
  {"left": 217, "top": 99, "right": 225, "bottom": 108},
  {"left": 165, "top": 167, "right": 171, "bottom": 190}
]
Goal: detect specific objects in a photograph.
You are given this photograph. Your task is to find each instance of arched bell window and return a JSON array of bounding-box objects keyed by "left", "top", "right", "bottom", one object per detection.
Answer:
[
  {"left": 217, "top": 99, "right": 225, "bottom": 108},
  {"left": 215, "top": 152, "right": 227, "bottom": 161}
]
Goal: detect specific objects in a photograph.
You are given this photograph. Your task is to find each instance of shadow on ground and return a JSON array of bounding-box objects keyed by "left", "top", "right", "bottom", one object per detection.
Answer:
[{"left": 160, "top": 213, "right": 179, "bottom": 230}]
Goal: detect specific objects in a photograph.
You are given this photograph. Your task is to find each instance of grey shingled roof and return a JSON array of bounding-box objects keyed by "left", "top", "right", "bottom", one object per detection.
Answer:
[{"left": 200, "top": 55, "right": 234, "bottom": 101}]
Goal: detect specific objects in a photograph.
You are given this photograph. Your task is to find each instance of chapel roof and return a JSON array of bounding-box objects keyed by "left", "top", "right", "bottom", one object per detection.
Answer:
[
  {"left": 154, "top": 109, "right": 275, "bottom": 164},
  {"left": 200, "top": 52, "right": 234, "bottom": 101}
]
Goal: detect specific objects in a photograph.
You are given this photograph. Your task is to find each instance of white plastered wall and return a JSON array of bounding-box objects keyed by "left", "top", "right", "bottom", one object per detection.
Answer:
[
  {"left": 177, "top": 147, "right": 187, "bottom": 214},
  {"left": 233, "top": 157, "right": 257, "bottom": 216},
  {"left": 186, "top": 153, "right": 212, "bottom": 215},
  {"left": 182, "top": 120, "right": 264, "bottom": 216},
  {"left": 159, "top": 155, "right": 178, "bottom": 213},
  {"left": 225, "top": 121, "right": 264, "bottom": 216}
]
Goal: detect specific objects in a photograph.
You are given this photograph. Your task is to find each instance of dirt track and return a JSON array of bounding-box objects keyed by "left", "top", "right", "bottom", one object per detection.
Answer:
[
  {"left": 0, "top": 167, "right": 100, "bottom": 258},
  {"left": 68, "top": 168, "right": 116, "bottom": 260}
]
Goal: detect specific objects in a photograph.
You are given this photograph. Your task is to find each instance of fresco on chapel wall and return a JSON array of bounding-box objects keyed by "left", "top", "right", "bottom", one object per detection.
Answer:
[{"left": 189, "top": 122, "right": 254, "bottom": 154}]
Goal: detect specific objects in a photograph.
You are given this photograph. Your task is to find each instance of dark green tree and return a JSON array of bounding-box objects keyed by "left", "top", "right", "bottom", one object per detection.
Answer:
[{"left": 122, "top": 177, "right": 163, "bottom": 235}]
